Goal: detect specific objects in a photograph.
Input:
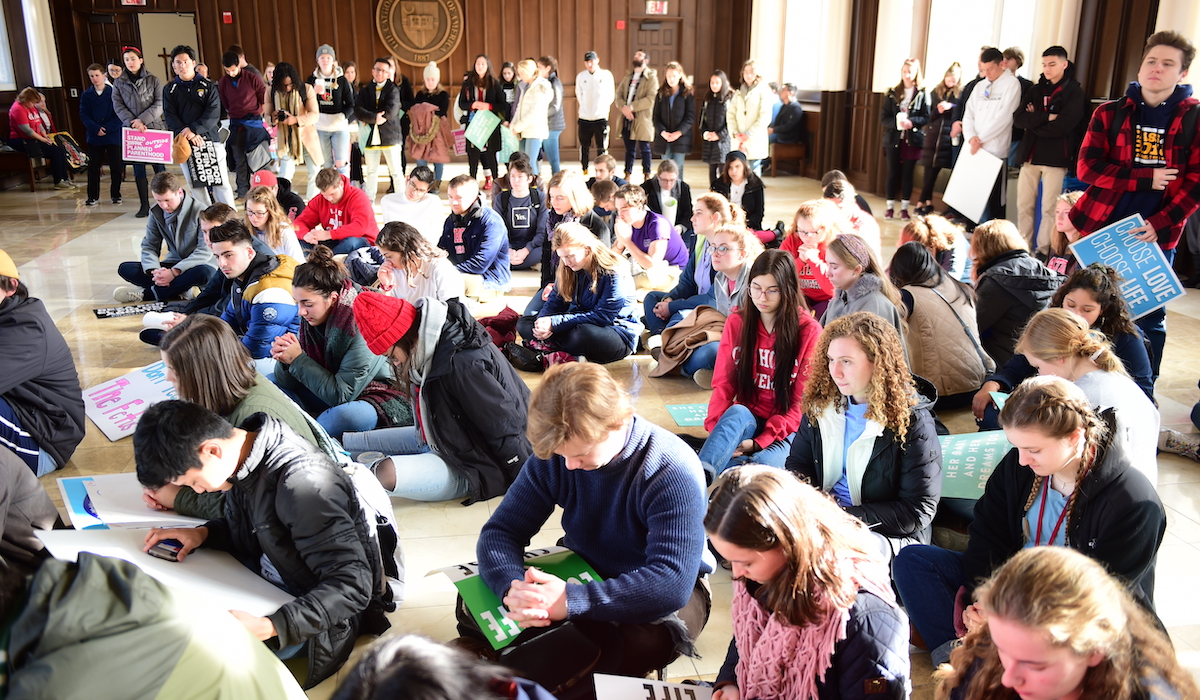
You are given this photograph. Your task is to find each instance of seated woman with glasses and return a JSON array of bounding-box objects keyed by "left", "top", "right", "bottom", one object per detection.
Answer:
[{"left": 244, "top": 186, "right": 304, "bottom": 259}]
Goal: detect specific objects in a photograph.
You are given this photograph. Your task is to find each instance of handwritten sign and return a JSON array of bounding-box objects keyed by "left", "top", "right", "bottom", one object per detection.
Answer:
[
  {"left": 121, "top": 127, "right": 173, "bottom": 164},
  {"left": 435, "top": 546, "right": 602, "bottom": 650},
  {"left": 83, "top": 361, "right": 179, "bottom": 441},
  {"left": 594, "top": 675, "right": 712, "bottom": 700},
  {"left": 1069, "top": 213, "right": 1185, "bottom": 319},
  {"left": 464, "top": 109, "right": 500, "bottom": 150},
  {"left": 939, "top": 431, "right": 1011, "bottom": 500}
]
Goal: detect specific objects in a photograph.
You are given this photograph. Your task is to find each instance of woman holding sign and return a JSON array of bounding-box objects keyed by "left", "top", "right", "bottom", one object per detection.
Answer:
[
  {"left": 707, "top": 466, "right": 909, "bottom": 700},
  {"left": 112, "top": 46, "right": 166, "bottom": 217},
  {"left": 893, "top": 375, "right": 1164, "bottom": 666},
  {"left": 458, "top": 54, "right": 504, "bottom": 189}
]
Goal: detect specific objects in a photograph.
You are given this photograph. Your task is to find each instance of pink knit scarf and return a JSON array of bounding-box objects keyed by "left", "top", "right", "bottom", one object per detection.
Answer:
[{"left": 731, "top": 555, "right": 896, "bottom": 700}]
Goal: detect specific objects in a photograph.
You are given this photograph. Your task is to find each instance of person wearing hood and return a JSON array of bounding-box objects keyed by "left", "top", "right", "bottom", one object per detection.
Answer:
[
  {"left": 439, "top": 175, "right": 512, "bottom": 298},
  {"left": 1012, "top": 47, "right": 1089, "bottom": 255},
  {"left": 1070, "top": 31, "right": 1200, "bottom": 389},
  {"left": 820, "top": 233, "right": 908, "bottom": 348},
  {"left": 0, "top": 249, "right": 84, "bottom": 475},
  {"left": 163, "top": 45, "right": 236, "bottom": 206},
  {"left": 344, "top": 291, "right": 532, "bottom": 504},
  {"left": 112, "top": 45, "right": 167, "bottom": 217},
  {"left": 969, "top": 219, "right": 1062, "bottom": 367},
  {"left": 893, "top": 376, "right": 1164, "bottom": 666},
  {"left": 785, "top": 312, "right": 942, "bottom": 562},
  {"left": 305, "top": 45, "right": 356, "bottom": 180}
]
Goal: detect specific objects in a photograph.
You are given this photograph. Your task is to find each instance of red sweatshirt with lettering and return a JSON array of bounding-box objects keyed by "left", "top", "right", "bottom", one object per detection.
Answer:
[
  {"left": 705, "top": 308, "right": 823, "bottom": 448},
  {"left": 781, "top": 236, "right": 834, "bottom": 304},
  {"left": 293, "top": 173, "right": 378, "bottom": 243}
]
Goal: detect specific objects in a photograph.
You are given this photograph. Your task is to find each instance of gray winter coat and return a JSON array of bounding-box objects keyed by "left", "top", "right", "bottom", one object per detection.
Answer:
[{"left": 112, "top": 68, "right": 166, "bottom": 130}]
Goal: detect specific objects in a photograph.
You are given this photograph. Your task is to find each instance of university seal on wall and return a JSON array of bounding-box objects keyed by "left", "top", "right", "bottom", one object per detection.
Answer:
[{"left": 377, "top": 0, "right": 464, "bottom": 66}]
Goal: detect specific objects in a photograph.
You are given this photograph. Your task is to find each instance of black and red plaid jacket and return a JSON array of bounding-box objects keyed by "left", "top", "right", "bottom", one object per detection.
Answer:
[{"left": 1069, "top": 93, "right": 1200, "bottom": 249}]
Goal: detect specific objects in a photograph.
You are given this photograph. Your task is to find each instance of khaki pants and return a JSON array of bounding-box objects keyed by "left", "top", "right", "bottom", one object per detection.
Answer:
[
  {"left": 462, "top": 273, "right": 500, "bottom": 301},
  {"left": 1016, "top": 163, "right": 1066, "bottom": 254},
  {"left": 362, "top": 145, "right": 403, "bottom": 201},
  {"left": 630, "top": 262, "right": 681, "bottom": 293}
]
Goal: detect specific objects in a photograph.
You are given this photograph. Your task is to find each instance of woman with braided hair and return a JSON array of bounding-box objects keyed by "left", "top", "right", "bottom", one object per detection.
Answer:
[{"left": 894, "top": 375, "right": 1165, "bottom": 666}]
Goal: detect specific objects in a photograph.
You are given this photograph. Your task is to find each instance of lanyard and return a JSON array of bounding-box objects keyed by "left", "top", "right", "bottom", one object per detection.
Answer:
[{"left": 1035, "top": 480, "right": 1070, "bottom": 546}]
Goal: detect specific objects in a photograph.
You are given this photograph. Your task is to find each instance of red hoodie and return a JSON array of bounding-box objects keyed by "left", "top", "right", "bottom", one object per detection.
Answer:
[
  {"left": 293, "top": 174, "right": 378, "bottom": 243},
  {"left": 781, "top": 236, "right": 834, "bottom": 304},
  {"left": 706, "top": 308, "right": 823, "bottom": 448}
]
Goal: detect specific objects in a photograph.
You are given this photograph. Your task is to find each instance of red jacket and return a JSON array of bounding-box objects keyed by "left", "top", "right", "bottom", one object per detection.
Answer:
[
  {"left": 706, "top": 309, "right": 822, "bottom": 449},
  {"left": 1069, "top": 93, "right": 1200, "bottom": 249},
  {"left": 294, "top": 174, "right": 378, "bottom": 243},
  {"left": 781, "top": 236, "right": 834, "bottom": 303}
]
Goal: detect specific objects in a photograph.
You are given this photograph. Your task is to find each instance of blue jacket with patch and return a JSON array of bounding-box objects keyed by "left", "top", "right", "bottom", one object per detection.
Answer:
[{"left": 221, "top": 252, "right": 301, "bottom": 359}]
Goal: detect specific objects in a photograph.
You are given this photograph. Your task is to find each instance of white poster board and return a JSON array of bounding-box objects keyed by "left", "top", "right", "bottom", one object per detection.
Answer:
[
  {"left": 82, "top": 472, "right": 208, "bottom": 529},
  {"left": 37, "top": 528, "right": 294, "bottom": 617},
  {"left": 593, "top": 674, "right": 714, "bottom": 700},
  {"left": 83, "top": 361, "right": 179, "bottom": 441},
  {"left": 942, "top": 147, "right": 1004, "bottom": 223}
]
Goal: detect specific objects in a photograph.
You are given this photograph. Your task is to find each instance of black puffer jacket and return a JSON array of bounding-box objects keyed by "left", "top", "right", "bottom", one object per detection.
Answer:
[
  {"left": 423, "top": 300, "right": 532, "bottom": 503},
  {"left": 0, "top": 295, "right": 84, "bottom": 468},
  {"left": 962, "top": 410, "right": 1165, "bottom": 611},
  {"left": 920, "top": 89, "right": 960, "bottom": 169},
  {"left": 881, "top": 86, "right": 930, "bottom": 150},
  {"left": 202, "top": 414, "right": 393, "bottom": 689},
  {"left": 785, "top": 375, "right": 942, "bottom": 550},
  {"left": 1011, "top": 62, "right": 1089, "bottom": 169},
  {"left": 652, "top": 86, "right": 696, "bottom": 154},
  {"left": 974, "top": 249, "right": 1062, "bottom": 367}
]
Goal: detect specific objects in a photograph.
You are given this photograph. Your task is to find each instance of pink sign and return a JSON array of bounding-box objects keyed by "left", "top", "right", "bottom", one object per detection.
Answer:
[
  {"left": 122, "top": 127, "right": 173, "bottom": 165},
  {"left": 452, "top": 128, "right": 467, "bottom": 157},
  {"left": 83, "top": 361, "right": 178, "bottom": 441}
]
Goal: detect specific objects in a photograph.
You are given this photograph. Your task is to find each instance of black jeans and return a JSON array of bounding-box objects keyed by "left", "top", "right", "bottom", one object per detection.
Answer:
[
  {"left": 884, "top": 145, "right": 917, "bottom": 200},
  {"left": 919, "top": 165, "right": 943, "bottom": 203},
  {"left": 87, "top": 143, "right": 123, "bottom": 201},
  {"left": 466, "top": 141, "right": 498, "bottom": 179},
  {"left": 117, "top": 261, "right": 216, "bottom": 301},
  {"left": 517, "top": 316, "right": 633, "bottom": 364},
  {"left": 621, "top": 123, "right": 652, "bottom": 177},
  {"left": 10, "top": 137, "right": 69, "bottom": 183},
  {"left": 578, "top": 118, "right": 609, "bottom": 170}
]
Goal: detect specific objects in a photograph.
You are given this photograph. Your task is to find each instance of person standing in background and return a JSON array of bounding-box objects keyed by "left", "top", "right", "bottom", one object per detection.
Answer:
[
  {"left": 614, "top": 50, "right": 658, "bottom": 182},
  {"left": 576, "top": 51, "right": 615, "bottom": 175}
]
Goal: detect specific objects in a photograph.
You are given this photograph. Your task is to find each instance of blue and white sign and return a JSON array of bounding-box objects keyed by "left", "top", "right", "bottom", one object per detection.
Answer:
[{"left": 1069, "top": 213, "right": 1184, "bottom": 319}]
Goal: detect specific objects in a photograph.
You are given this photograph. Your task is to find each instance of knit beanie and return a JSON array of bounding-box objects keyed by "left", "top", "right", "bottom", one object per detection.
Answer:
[
  {"left": 0, "top": 249, "right": 19, "bottom": 280},
  {"left": 423, "top": 61, "right": 440, "bottom": 82},
  {"left": 353, "top": 291, "right": 417, "bottom": 355}
]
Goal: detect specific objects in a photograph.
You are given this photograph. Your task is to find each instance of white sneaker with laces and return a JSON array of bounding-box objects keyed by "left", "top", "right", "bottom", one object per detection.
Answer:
[{"left": 113, "top": 286, "right": 145, "bottom": 303}]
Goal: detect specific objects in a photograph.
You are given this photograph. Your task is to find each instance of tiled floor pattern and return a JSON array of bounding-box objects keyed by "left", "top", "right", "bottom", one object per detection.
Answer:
[{"left": 6, "top": 162, "right": 1200, "bottom": 698}]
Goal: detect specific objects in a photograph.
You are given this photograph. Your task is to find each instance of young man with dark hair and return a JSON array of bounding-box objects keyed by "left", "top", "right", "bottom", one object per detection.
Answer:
[
  {"left": 1012, "top": 46, "right": 1089, "bottom": 253},
  {"left": 207, "top": 219, "right": 300, "bottom": 365},
  {"left": 293, "top": 167, "right": 378, "bottom": 254},
  {"left": 225, "top": 43, "right": 261, "bottom": 79},
  {"left": 115, "top": 171, "right": 217, "bottom": 303},
  {"left": 439, "top": 175, "right": 511, "bottom": 297},
  {"left": 1070, "top": 30, "right": 1200, "bottom": 385},
  {"left": 164, "top": 44, "right": 236, "bottom": 206},
  {"left": 138, "top": 400, "right": 393, "bottom": 689},
  {"left": 962, "top": 46, "right": 1022, "bottom": 221},
  {"left": 356, "top": 58, "right": 405, "bottom": 202},
  {"left": 380, "top": 165, "right": 444, "bottom": 244},
  {"left": 218, "top": 50, "right": 268, "bottom": 199},
  {"left": 613, "top": 183, "right": 688, "bottom": 291}
]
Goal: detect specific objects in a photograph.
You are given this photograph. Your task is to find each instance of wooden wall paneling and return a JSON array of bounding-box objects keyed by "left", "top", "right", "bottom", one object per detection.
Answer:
[
  {"left": 841, "top": 0, "right": 884, "bottom": 195},
  {"left": 1075, "top": 0, "right": 1161, "bottom": 102}
]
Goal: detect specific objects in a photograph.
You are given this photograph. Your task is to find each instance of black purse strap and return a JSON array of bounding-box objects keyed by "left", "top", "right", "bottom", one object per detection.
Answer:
[{"left": 929, "top": 285, "right": 991, "bottom": 371}]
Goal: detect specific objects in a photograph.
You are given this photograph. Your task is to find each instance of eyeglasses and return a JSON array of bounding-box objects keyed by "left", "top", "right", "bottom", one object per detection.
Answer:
[
  {"left": 749, "top": 285, "right": 781, "bottom": 298},
  {"left": 246, "top": 209, "right": 268, "bottom": 218},
  {"left": 795, "top": 229, "right": 820, "bottom": 237},
  {"left": 711, "top": 245, "right": 739, "bottom": 255}
]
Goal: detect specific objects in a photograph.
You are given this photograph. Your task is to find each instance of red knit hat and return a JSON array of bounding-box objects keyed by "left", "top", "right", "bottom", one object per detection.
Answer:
[{"left": 353, "top": 291, "right": 418, "bottom": 355}]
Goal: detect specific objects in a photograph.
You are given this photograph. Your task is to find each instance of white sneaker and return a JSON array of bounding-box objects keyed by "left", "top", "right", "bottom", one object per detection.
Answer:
[
  {"left": 183, "top": 286, "right": 200, "bottom": 300},
  {"left": 113, "top": 286, "right": 144, "bottom": 303}
]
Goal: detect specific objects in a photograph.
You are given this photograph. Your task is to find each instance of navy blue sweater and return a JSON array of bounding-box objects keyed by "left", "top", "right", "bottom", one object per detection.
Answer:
[
  {"left": 477, "top": 416, "right": 713, "bottom": 623},
  {"left": 79, "top": 85, "right": 123, "bottom": 146}
]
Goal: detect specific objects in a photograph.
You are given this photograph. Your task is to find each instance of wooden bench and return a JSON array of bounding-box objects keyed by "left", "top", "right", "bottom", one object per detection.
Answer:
[
  {"left": 0, "top": 150, "right": 47, "bottom": 192},
  {"left": 769, "top": 141, "right": 807, "bottom": 177}
]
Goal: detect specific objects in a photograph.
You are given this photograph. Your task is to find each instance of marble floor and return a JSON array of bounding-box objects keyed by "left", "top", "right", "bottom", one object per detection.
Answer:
[{"left": 5, "top": 161, "right": 1200, "bottom": 698}]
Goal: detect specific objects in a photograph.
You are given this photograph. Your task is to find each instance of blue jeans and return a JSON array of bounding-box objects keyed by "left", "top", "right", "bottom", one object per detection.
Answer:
[
  {"left": 129, "top": 162, "right": 166, "bottom": 180},
  {"left": 415, "top": 159, "right": 444, "bottom": 181},
  {"left": 343, "top": 426, "right": 472, "bottom": 502},
  {"left": 747, "top": 158, "right": 763, "bottom": 176},
  {"left": 1135, "top": 247, "right": 1174, "bottom": 385},
  {"left": 520, "top": 138, "right": 543, "bottom": 167},
  {"left": 542, "top": 130, "right": 563, "bottom": 173},
  {"left": 318, "top": 129, "right": 350, "bottom": 176},
  {"left": 663, "top": 148, "right": 686, "bottom": 179},
  {"left": 893, "top": 545, "right": 965, "bottom": 657},
  {"left": 680, "top": 342, "right": 719, "bottom": 378},
  {"left": 277, "top": 381, "right": 380, "bottom": 439},
  {"left": 697, "top": 404, "right": 795, "bottom": 482},
  {"left": 301, "top": 237, "right": 372, "bottom": 256}
]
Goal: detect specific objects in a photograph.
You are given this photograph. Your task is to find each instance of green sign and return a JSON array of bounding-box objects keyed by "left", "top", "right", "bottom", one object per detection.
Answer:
[
  {"left": 464, "top": 110, "right": 501, "bottom": 150},
  {"left": 498, "top": 125, "right": 520, "bottom": 165},
  {"left": 436, "top": 547, "right": 602, "bottom": 650},
  {"left": 939, "top": 431, "right": 1012, "bottom": 500},
  {"left": 667, "top": 403, "right": 708, "bottom": 427}
]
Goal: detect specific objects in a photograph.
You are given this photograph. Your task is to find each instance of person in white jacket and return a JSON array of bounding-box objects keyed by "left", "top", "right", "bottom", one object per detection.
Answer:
[
  {"left": 576, "top": 50, "right": 616, "bottom": 174},
  {"left": 962, "top": 47, "right": 1022, "bottom": 222},
  {"left": 727, "top": 59, "right": 773, "bottom": 175}
]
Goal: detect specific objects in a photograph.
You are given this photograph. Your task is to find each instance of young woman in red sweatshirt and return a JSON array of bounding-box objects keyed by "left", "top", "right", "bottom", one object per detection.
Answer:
[
  {"left": 698, "top": 249, "right": 822, "bottom": 483},
  {"left": 779, "top": 199, "right": 846, "bottom": 318}
]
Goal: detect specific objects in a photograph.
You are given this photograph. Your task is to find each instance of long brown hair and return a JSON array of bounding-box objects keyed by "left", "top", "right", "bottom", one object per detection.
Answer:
[
  {"left": 936, "top": 547, "right": 1197, "bottom": 700},
  {"left": 159, "top": 315, "right": 257, "bottom": 416},
  {"left": 658, "top": 61, "right": 693, "bottom": 98},
  {"left": 705, "top": 466, "right": 880, "bottom": 626},
  {"left": 376, "top": 221, "right": 446, "bottom": 282},
  {"left": 1049, "top": 263, "right": 1137, "bottom": 339},
  {"left": 803, "top": 312, "right": 917, "bottom": 440},
  {"left": 735, "top": 250, "right": 807, "bottom": 416},
  {"left": 552, "top": 222, "right": 624, "bottom": 301},
  {"left": 244, "top": 188, "right": 291, "bottom": 253},
  {"left": 931, "top": 62, "right": 963, "bottom": 101}
]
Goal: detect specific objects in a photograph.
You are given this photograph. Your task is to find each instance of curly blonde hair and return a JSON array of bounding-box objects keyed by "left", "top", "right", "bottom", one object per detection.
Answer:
[{"left": 802, "top": 312, "right": 917, "bottom": 440}]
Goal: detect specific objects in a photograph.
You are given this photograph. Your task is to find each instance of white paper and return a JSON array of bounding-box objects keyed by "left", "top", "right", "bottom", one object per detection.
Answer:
[
  {"left": 942, "top": 147, "right": 1004, "bottom": 223},
  {"left": 82, "top": 473, "right": 208, "bottom": 530},
  {"left": 593, "top": 674, "right": 713, "bottom": 700},
  {"left": 37, "top": 529, "right": 294, "bottom": 617}
]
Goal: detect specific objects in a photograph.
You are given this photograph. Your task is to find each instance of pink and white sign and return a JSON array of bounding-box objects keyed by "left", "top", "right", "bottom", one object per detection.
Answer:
[
  {"left": 121, "top": 127, "right": 173, "bottom": 165},
  {"left": 83, "top": 361, "right": 178, "bottom": 441}
]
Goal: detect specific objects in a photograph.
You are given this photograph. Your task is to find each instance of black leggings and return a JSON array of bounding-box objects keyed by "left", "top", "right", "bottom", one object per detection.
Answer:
[
  {"left": 87, "top": 143, "right": 123, "bottom": 201},
  {"left": 919, "top": 165, "right": 943, "bottom": 203},
  {"left": 517, "top": 316, "right": 633, "bottom": 364},
  {"left": 466, "top": 142, "right": 498, "bottom": 179},
  {"left": 885, "top": 145, "right": 917, "bottom": 200}
]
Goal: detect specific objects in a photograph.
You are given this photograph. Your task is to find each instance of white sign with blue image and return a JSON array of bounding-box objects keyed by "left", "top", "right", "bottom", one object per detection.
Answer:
[{"left": 1068, "top": 213, "right": 1184, "bottom": 319}]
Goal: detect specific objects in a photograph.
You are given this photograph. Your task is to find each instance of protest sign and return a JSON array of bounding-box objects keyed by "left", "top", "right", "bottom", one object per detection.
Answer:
[
  {"left": 452, "top": 128, "right": 467, "bottom": 156},
  {"left": 93, "top": 301, "right": 167, "bottom": 319},
  {"left": 498, "top": 126, "right": 520, "bottom": 164},
  {"left": 83, "top": 361, "right": 179, "bottom": 441},
  {"left": 667, "top": 404, "right": 708, "bottom": 427},
  {"left": 464, "top": 110, "right": 501, "bottom": 150},
  {"left": 938, "top": 431, "right": 1012, "bottom": 500},
  {"left": 121, "top": 127, "right": 173, "bottom": 164},
  {"left": 1069, "top": 213, "right": 1185, "bottom": 319},
  {"left": 594, "top": 675, "right": 713, "bottom": 700},
  {"left": 942, "top": 148, "right": 1004, "bottom": 223}
]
